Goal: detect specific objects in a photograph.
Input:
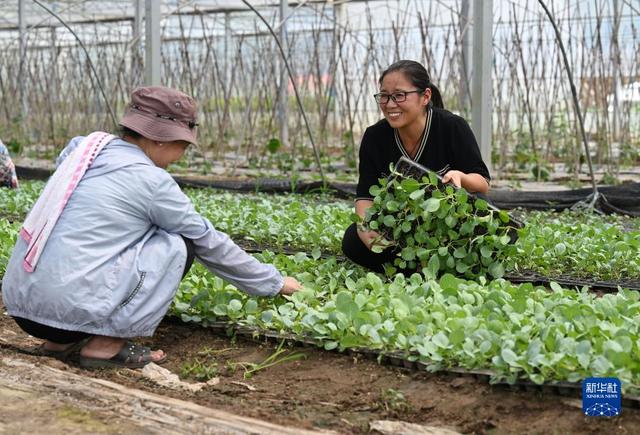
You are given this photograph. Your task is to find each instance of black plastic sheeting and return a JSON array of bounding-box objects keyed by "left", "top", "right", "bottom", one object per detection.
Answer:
[
  {"left": 173, "top": 177, "right": 640, "bottom": 217},
  {"left": 488, "top": 183, "right": 640, "bottom": 216},
  {"left": 15, "top": 165, "right": 640, "bottom": 215}
]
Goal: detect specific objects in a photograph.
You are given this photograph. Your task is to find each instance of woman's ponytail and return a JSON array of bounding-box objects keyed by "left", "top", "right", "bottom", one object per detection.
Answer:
[{"left": 428, "top": 83, "right": 444, "bottom": 109}]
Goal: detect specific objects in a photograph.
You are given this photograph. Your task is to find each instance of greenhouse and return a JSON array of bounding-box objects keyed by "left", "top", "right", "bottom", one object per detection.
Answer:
[{"left": 0, "top": 0, "right": 639, "bottom": 433}]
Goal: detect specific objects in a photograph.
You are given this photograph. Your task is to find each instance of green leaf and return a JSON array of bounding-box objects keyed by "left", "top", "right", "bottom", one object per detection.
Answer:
[
  {"left": 554, "top": 243, "right": 567, "bottom": 255},
  {"left": 383, "top": 215, "right": 396, "bottom": 227},
  {"left": 213, "top": 304, "right": 227, "bottom": 316},
  {"left": 550, "top": 282, "right": 563, "bottom": 292},
  {"left": 366, "top": 273, "right": 384, "bottom": 291},
  {"left": 425, "top": 198, "right": 441, "bottom": 212},
  {"left": 401, "top": 247, "right": 416, "bottom": 261},
  {"left": 260, "top": 310, "right": 274, "bottom": 323},
  {"left": 400, "top": 178, "right": 421, "bottom": 192},
  {"left": 386, "top": 200, "right": 400, "bottom": 212},
  {"left": 266, "top": 137, "right": 281, "bottom": 153},
  {"left": 475, "top": 199, "right": 488, "bottom": 210},
  {"left": 453, "top": 247, "right": 467, "bottom": 259},
  {"left": 488, "top": 261, "right": 505, "bottom": 279},
  {"left": 432, "top": 332, "right": 450, "bottom": 348},
  {"left": 445, "top": 215, "right": 457, "bottom": 228},
  {"left": 410, "top": 189, "right": 425, "bottom": 200},
  {"left": 244, "top": 299, "right": 258, "bottom": 313},
  {"left": 427, "top": 254, "right": 441, "bottom": 275},
  {"left": 439, "top": 273, "right": 460, "bottom": 291},
  {"left": 324, "top": 341, "right": 339, "bottom": 350},
  {"left": 501, "top": 348, "right": 520, "bottom": 367},
  {"left": 335, "top": 291, "right": 359, "bottom": 318},
  {"left": 529, "top": 374, "right": 545, "bottom": 385},
  {"left": 456, "top": 189, "right": 468, "bottom": 204}
]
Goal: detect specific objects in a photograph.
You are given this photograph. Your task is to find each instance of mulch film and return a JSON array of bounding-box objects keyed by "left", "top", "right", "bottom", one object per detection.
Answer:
[{"left": 16, "top": 165, "right": 640, "bottom": 215}]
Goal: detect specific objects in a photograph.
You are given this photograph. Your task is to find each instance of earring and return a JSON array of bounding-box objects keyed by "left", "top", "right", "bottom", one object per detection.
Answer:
[{"left": 158, "top": 143, "right": 164, "bottom": 147}]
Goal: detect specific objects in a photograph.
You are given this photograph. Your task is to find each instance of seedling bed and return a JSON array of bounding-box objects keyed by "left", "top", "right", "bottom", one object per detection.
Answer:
[
  {"left": 176, "top": 317, "right": 640, "bottom": 409},
  {"left": 233, "top": 239, "right": 640, "bottom": 293}
]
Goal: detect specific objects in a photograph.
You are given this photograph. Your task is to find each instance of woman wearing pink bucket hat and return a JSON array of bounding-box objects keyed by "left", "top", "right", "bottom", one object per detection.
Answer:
[{"left": 2, "top": 86, "right": 302, "bottom": 369}]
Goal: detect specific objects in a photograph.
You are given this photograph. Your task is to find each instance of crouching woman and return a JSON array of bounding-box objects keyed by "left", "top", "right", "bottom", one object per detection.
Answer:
[{"left": 2, "top": 86, "right": 301, "bottom": 368}]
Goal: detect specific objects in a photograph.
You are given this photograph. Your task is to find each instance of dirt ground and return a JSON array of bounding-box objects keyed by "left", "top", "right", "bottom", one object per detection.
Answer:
[{"left": 1, "top": 303, "right": 639, "bottom": 435}]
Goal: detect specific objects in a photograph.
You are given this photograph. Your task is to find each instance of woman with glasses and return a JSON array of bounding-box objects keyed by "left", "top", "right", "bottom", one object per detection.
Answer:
[
  {"left": 342, "top": 60, "right": 490, "bottom": 273},
  {"left": 2, "top": 86, "right": 302, "bottom": 368}
]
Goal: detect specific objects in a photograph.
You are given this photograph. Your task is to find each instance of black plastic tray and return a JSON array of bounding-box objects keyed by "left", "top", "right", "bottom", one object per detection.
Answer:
[{"left": 393, "top": 156, "right": 524, "bottom": 232}]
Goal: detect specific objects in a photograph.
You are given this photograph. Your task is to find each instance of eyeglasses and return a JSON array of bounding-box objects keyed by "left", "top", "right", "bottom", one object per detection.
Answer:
[
  {"left": 373, "top": 90, "right": 423, "bottom": 104},
  {"left": 132, "top": 104, "right": 199, "bottom": 129}
]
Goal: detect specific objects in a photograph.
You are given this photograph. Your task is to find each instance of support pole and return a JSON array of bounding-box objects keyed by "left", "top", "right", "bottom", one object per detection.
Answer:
[
  {"left": 224, "top": 12, "right": 231, "bottom": 84},
  {"left": 278, "top": 0, "right": 289, "bottom": 149},
  {"left": 459, "top": 0, "right": 471, "bottom": 115},
  {"left": 19, "top": 0, "right": 28, "bottom": 122},
  {"left": 611, "top": 0, "right": 621, "bottom": 147},
  {"left": 329, "top": 0, "right": 346, "bottom": 120},
  {"left": 472, "top": 0, "right": 492, "bottom": 174},
  {"left": 145, "top": 0, "right": 161, "bottom": 86},
  {"left": 132, "top": 0, "right": 144, "bottom": 87}
]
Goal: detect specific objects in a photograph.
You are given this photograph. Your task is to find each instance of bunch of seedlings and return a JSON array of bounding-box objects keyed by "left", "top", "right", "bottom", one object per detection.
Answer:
[{"left": 358, "top": 167, "right": 518, "bottom": 279}]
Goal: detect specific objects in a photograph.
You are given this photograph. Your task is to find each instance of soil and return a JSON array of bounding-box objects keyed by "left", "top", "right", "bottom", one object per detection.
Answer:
[{"left": 1, "top": 301, "right": 639, "bottom": 435}]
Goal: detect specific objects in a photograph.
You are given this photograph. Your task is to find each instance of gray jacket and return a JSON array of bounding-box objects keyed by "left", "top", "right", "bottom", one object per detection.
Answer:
[{"left": 2, "top": 137, "right": 283, "bottom": 337}]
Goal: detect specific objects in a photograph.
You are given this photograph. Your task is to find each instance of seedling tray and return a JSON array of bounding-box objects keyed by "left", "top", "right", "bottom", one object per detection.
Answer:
[{"left": 393, "top": 156, "right": 524, "bottom": 232}]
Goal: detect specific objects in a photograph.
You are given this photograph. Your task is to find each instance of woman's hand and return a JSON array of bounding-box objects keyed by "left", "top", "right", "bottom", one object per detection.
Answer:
[
  {"left": 442, "top": 170, "right": 464, "bottom": 188},
  {"left": 355, "top": 199, "right": 381, "bottom": 251},
  {"left": 442, "top": 170, "right": 490, "bottom": 194},
  {"left": 357, "top": 228, "right": 381, "bottom": 251},
  {"left": 279, "top": 276, "right": 303, "bottom": 295}
]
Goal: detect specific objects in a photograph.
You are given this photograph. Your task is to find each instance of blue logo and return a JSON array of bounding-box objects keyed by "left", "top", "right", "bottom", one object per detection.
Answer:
[{"left": 582, "top": 377, "right": 621, "bottom": 417}]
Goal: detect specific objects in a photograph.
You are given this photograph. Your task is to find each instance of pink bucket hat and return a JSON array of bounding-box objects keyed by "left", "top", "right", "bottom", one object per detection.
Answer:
[{"left": 119, "top": 86, "right": 198, "bottom": 145}]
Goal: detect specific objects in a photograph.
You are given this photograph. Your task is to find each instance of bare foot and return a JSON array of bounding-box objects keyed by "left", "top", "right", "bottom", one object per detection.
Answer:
[{"left": 79, "top": 336, "right": 165, "bottom": 362}]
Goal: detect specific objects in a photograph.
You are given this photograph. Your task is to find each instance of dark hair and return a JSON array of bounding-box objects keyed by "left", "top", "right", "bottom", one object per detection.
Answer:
[
  {"left": 378, "top": 60, "right": 444, "bottom": 109},
  {"left": 118, "top": 126, "right": 143, "bottom": 140}
]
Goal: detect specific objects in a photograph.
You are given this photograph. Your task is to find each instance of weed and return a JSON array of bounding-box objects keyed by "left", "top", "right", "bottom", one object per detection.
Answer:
[
  {"left": 227, "top": 340, "right": 306, "bottom": 379},
  {"left": 378, "top": 388, "right": 412, "bottom": 414},
  {"left": 180, "top": 359, "right": 219, "bottom": 381}
]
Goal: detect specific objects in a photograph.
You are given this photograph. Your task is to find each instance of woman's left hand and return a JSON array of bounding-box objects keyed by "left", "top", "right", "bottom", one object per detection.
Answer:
[{"left": 442, "top": 170, "right": 464, "bottom": 188}]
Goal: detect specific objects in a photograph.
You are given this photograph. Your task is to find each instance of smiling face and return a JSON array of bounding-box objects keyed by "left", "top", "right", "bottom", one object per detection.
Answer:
[{"left": 378, "top": 71, "right": 431, "bottom": 130}]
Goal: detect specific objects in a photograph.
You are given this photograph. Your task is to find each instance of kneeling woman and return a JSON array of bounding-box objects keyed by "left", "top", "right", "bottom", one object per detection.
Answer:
[
  {"left": 2, "top": 86, "right": 301, "bottom": 368},
  {"left": 342, "top": 60, "right": 491, "bottom": 273}
]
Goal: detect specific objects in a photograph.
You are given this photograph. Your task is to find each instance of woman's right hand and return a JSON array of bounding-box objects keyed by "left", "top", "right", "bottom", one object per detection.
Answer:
[
  {"left": 279, "top": 276, "right": 303, "bottom": 295},
  {"left": 357, "top": 228, "right": 381, "bottom": 251}
]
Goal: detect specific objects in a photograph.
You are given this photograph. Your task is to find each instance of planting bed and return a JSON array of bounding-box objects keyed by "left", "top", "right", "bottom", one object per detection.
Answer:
[
  {"left": 2, "top": 181, "right": 640, "bottom": 432},
  {"left": 1, "top": 304, "right": 640, "bottom": 434}
]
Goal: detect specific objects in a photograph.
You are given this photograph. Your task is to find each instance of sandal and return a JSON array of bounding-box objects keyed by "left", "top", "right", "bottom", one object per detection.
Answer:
[
  {"left": 79, "top": 340, "right": 166, "bottom": 369},
  {"left": 27, "top": 338, "right": 89, "bottom": 361}
]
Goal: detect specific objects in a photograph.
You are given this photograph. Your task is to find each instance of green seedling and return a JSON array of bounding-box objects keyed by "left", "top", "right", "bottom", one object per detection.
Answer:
[
  {"left": 228, "top": 340, "right": 306, "bottom": 379},
  {"left": 180, "top": 359, "right": 219, "bottom": 381},
  {"left": 378, "top": 388, "right": 412, "bottom": 414},
  {"left": 360, "top": 168, "right": 516, "bottom": 279}
]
